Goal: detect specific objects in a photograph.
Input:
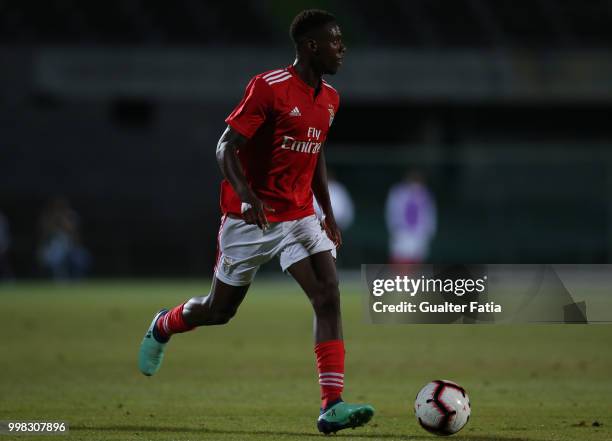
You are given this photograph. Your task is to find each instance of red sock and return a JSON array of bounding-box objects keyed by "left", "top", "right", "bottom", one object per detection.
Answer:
[
  {"left": 315, "top": 339, "right": 345, "bottom": 410},
  {"left": 156, "top": 303, "right": 194, "bottom": 340}
]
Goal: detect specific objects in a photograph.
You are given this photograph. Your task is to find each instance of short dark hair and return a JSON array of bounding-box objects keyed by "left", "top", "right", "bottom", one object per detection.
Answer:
[{"left": 289, "top": 9, "right": 336, "bottom": 45}]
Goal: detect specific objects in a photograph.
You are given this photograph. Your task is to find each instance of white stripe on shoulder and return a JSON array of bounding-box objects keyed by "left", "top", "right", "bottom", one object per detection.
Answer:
[
  {"left": 262, "top": 69, "right": 285, "bottom": 80},
  {"left": 264, "top": 71, "right": 290, "bottom": 82},
  {"left": 322, "top": 81, "right": 337, "bottom": 92},
  {"left": 267, "top": 74, "right": 292, "bottom": 85}
]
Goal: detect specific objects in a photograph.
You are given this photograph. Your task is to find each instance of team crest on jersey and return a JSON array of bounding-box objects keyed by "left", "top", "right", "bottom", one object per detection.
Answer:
[{"left": 328, "top": 105, "right": 335, "bottom": 127}]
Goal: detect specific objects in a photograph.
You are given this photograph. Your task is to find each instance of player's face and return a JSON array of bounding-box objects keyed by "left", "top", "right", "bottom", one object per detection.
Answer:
[{"left": 315, "top": 23, "right": 346, "bottom": 75}]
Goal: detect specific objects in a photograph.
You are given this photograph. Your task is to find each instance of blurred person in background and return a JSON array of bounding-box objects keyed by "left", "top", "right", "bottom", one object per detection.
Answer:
[
  {"left": 385, "top": 170, "right": 437, "bottom": 264},
  {"left": 0, "top": 211, "right": 11, "bottom": 279},
  {"left": 314, "top": 171, "right": 354, "bottom": 231},
  {"left": 138, "top": 9, "right": 375, "bottom": 435},
  {"left": 38, "top": 196, "right": 91, "bottom": 280}
]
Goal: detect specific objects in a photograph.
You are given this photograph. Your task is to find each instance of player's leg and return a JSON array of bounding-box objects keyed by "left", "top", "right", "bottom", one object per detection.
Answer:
[
  {"left": 138, "top": 278, "right": 249, "bottom": 376},
  {"left": 182, "top": 277, "right": 249, "bottom": 326},
  {"left": 287, "top": 250, "right": 341, "bottom": 343},
  {"left": 287, "top": 250, "right": 374, "bottom": 433},
  {"left": 288, "top": 251, "right": 344, "bottom": 410},
  {"left": 139, "top": 215, "right": 263, "bottom": 376},
  {"left": 157, "top": 276, "right": 250, "bottom": 338}
]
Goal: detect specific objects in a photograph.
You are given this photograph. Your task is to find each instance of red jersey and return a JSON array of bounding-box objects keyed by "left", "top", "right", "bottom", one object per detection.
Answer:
[{"left": 222, "top": 65, "right": 340, "bottom": 222}]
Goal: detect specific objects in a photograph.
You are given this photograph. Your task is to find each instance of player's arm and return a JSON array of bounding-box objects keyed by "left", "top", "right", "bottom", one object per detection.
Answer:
[
  {"left": 216, "top": 126, "right": 273, "bottom": 230},
  {"left": 312, "top": 150, "right": 342, "bottom": 247}
]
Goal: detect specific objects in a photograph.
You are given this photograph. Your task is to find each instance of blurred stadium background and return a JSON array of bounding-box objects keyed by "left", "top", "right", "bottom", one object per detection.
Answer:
[
  {"left": 2, "top": 0, "right": 612, "bottom": 277},
  {"left": 2, "top": 4, "right": 612, "bottom": 440}
]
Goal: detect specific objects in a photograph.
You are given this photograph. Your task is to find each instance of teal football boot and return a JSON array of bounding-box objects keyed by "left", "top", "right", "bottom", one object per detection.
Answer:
[
  {"left": 317, "top": 401, "right": 375, "bottom": 434},
  {"left": 138, "top": 309, "right": 168, "bottom": 376}
]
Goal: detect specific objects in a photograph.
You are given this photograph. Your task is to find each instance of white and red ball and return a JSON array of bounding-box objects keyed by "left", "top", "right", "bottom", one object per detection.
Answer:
[{"left": 414, "top": 380, "right": 471, "bottom": 436}]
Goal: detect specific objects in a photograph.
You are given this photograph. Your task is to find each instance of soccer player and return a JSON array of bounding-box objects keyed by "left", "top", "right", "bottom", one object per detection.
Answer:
[{"left": 138, "top": 9, "right": 374, "bottom": 434}]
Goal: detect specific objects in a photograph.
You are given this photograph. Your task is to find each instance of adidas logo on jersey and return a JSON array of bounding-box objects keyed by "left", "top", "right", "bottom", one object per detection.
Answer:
[{"left": 289, "top": 106, "right": 301, "bottom": 117}]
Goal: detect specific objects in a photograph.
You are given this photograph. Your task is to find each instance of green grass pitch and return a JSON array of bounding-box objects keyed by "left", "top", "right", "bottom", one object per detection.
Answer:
[{"left": 1, "top": 279, "right": 611, "bottom": 441}]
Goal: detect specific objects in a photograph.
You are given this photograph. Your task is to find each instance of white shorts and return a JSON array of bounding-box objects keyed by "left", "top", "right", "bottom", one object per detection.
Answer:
[{"left": 214, "top": 214, "right": 336, "bottom": 286}]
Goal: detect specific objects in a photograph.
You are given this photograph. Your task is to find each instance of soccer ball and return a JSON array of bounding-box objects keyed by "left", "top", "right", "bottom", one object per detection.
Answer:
[{"left": 414, "top": 380, "right": 471, "bottom": 436}]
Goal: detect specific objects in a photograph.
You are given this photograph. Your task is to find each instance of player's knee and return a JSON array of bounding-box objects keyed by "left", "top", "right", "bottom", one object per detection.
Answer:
[
  {"left": 183, "top": 298, "right": 207, "bottom": 321},
  {"left": 184, "top": 298, "right": 237, "bottom": 326},
  {"left": 322, "top": 278, "right": 340, "bottom": 298},
  {"left": 310, "top": 280, "right": 340, "bottom": 314}
]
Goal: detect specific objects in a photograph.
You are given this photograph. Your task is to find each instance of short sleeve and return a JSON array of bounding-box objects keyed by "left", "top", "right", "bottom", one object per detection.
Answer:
[{"left": 225, "top": 76, "right": 274, "bottom": 139}]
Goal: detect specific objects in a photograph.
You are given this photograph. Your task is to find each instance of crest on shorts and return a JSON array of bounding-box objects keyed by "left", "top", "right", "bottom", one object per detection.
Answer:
[
  {"left": 328, "top": 105, "right": 335, "bottom": 127},
  {"left": 222, "top": 255, "right": 234, "bottom": 273}
]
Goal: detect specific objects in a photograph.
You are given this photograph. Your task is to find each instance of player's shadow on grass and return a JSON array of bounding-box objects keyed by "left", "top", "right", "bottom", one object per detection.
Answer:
[
  {"left": 71, "top": 425, "right": 538, "bottom": 440},
  {"left": 72, "top": 425, "right": 325, "bottom": 437},
  {"left": 321, "top": 435, "right": 537, "bottom": 441}
]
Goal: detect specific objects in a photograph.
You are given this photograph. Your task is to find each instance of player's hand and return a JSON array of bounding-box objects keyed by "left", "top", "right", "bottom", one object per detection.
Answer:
[
  {"left": 322, "top": 215, "right": 342, "bottom": 248},
  {"left": 241, "top": 193, "right": 275, "bottom": 230}
]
